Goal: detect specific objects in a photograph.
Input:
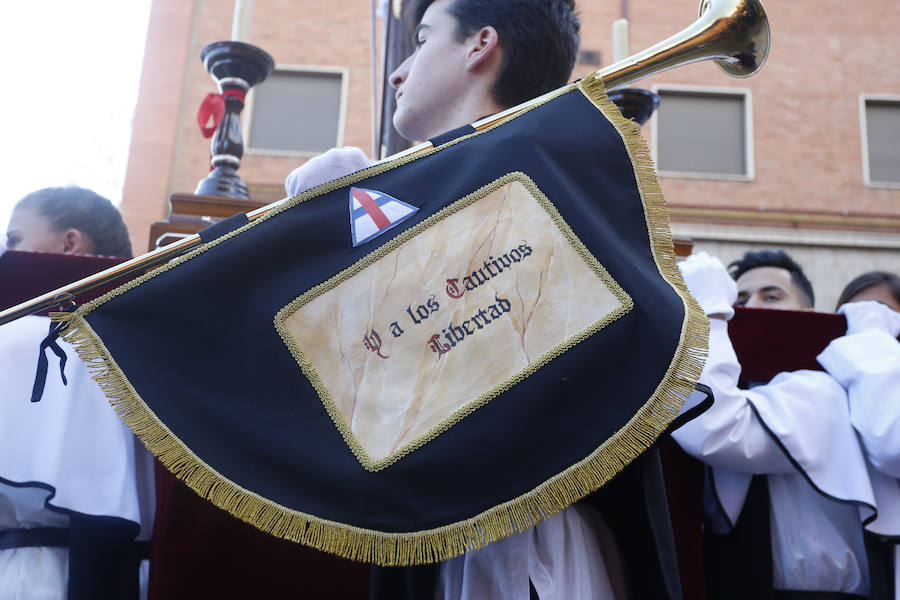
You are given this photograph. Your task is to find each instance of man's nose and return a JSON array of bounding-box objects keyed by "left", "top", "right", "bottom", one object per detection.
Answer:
[{"left": 390, "top": 55, "right": 412, "bottom": 89}]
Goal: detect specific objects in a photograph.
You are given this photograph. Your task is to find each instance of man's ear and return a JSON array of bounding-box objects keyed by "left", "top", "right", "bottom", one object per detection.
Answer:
[
  {"left": 465, "top": 26, "right": 500, "bottom": 72},
  {"left": 61, "top": 228, "right": 90, "bottom": 255}
]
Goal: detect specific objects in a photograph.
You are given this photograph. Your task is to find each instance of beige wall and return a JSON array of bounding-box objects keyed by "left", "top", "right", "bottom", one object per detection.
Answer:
[{"left": 676, "top": 225, "right": 900, "bottom": 312}]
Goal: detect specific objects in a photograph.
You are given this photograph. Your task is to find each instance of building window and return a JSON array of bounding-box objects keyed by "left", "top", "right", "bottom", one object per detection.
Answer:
[
  {"left": 860, "top": 96, "right": 900, "bottom": 188},
  {"left": 652, "top": 86, "right": 754, "bottom": 180},
  {"left": 246, "top": 67, "right": 347, "bottom": 156}
]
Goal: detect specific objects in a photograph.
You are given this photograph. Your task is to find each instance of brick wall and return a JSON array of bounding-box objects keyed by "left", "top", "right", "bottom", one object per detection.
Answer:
[
  {"left": 581, "top": 0, "right": 900, "bottom": 218},
  {"left": 121, "top": 0, "right": 900, "bottom": 255},
  {"left": 119, "top": 0, "right": 197, "bottom": 254}
]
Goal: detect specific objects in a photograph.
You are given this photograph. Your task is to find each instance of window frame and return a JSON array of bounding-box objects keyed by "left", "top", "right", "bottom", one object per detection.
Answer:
[
  {"left": 859, "top": 93, "right": 900, "bottom": 189},
  {"left": 243, "top": 64, "right": 349, "bottom": 158},
  {"left": 650, "top": 84, "right": 755, "bottom": 182}
]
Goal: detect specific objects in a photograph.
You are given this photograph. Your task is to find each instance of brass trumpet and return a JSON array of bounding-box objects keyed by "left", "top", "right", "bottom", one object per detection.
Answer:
[{"left": 0, "top": 0, "right": 769, "bottom": 326}]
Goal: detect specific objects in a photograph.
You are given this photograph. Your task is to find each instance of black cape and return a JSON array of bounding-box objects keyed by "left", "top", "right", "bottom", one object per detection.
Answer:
[{"left": 57, "top": 77, "right": 707, "bottom": 567}]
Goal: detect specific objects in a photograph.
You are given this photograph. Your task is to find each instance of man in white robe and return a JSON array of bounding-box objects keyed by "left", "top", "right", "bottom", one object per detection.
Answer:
[{"left": 674, "top": 251, "right": 876, "bottom": 599}]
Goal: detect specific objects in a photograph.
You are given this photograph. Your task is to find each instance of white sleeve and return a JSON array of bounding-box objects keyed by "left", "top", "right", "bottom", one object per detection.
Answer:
[
  {"left": 675, "top": 319, "right": 874, "bottom": 509},
  {"left": 672, "top": 318, "right": 794, "bottom": 474},
  {"left": 819, "top": 329, "right": 900, "bottom": 478}
]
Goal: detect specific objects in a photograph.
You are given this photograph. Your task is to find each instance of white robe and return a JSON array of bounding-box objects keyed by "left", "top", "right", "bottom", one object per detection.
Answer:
[
  {"left": 436, "top": 380, "right": 711, "bottom": 600},
  {"left": 819, "top": 327, "right": 900, "bottom": 595},
  {"left": 435, "top": 504, "right": 627, "bottom": 600},
  {"left": 672, "top": 318, "right": 874, "bottom": 595},
  {"left": 819, "top": 329, "right": 900, "bottom": 481},
  {"left": 0, "top": 315, "right": 155, "bottom": 599}
]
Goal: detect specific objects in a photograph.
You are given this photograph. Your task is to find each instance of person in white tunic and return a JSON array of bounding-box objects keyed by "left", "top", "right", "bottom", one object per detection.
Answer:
[
  {"left": 674, "top": 250, "right": 876, "bottom": 599},
  {"left": 0, "top": 315, "right": 155, "bottom": 600},
  {"left": 1, "top": 188, "right": 153, "bottom": 599},
  {"left": 818, "top": 272, "right": 900, "bottom": 599}
]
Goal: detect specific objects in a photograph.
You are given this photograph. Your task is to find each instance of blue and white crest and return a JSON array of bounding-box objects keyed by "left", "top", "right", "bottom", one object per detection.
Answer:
[{"left": 349, "top": 187, "right": 418, "bottom": 247}]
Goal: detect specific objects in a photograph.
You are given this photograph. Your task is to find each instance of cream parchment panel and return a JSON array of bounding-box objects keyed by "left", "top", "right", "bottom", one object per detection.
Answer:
[{"left": 278, "top": 174, "right": 632, "bottom": 470}]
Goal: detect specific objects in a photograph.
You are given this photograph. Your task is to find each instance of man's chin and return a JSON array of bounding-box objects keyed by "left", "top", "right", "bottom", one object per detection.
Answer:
[
  {"left": 392, "top": 111, "right": 432, "bottom": 144},
  {"left": 392, "top": 121, "right": 419, "bottom": 144}
]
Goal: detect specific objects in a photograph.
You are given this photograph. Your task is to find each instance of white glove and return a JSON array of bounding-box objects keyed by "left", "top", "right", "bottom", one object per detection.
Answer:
[
  {"left": 838, "top": 300, "right": 900, "bottom": 337},
  {"left": 678, "top": 251, "right": 738, "bottom": 320},
  {"left": 284, "top": 146, "right": 372, "bottom": 198}
]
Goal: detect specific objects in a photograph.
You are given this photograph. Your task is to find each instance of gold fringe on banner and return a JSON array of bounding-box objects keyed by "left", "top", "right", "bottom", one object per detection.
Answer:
[{"left": 52, "top": 77, "right": 708, "bottom": 567}]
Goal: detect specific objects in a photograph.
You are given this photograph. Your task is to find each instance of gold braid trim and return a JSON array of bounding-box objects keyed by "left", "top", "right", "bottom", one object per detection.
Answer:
[
  {"left": 52, "top": 78, "right": 708, "bottom": 566},
  {"left": 578, "top": 74, "right": 710, "bottom": 422}
]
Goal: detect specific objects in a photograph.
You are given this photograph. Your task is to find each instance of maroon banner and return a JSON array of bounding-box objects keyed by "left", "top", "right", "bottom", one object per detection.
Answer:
[
  {"left": 728, "top": 306, "right": 847, "bottom": 384},
  {"left": 0, "top": 250, "right": 129, "bottom": 316}
]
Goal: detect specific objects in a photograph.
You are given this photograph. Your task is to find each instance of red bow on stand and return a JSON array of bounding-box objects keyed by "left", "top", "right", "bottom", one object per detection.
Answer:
[{"left": 196, "top": 89, "right": 246, "bottom": 138}]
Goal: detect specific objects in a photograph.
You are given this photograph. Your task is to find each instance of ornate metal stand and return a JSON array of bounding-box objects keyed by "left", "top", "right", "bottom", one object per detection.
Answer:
[
  {"left": 608, "top": 88, "right": 661, "bottom": 126},
  {"left": 194, "top": 41, "right": 275, "bottom": 199}
]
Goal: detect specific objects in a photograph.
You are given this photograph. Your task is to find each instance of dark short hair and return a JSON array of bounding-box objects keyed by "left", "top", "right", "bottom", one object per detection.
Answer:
[
  {"left": 407, "top": 0, "right": 580, "bottom": 109},
  {"left": 16, "top": 187, "right": 132, "bottom": 258},
  {"left": 728, "top": 249, "right": 815, "bottom": 308},
  {"left": 835, "top": 271, "right": 900, "bottom": 310}
]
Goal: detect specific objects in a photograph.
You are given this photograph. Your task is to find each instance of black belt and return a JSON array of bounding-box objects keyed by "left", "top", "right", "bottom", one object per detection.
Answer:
[
  {"left": 774, "top": 591, "right": 869, "bottom": 600},
  {"left": 0, "top": 528, "right": 151, "bottom": 562},
  {"left": 0, "top": 527, "right": 68, "bottom": 550}
]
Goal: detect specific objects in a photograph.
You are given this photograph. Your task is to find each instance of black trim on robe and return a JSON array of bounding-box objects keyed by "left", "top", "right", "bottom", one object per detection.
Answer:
[{"left": 0, "top": 476, "right": 144, "bottom": 600}]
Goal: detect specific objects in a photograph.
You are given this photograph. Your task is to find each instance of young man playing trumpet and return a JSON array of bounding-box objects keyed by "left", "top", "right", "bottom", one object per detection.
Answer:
[{"left": 286, "top": 1, "right": 687, "bottom": 598}]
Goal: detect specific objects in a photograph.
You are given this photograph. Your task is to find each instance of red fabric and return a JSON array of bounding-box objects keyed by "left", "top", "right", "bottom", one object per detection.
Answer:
[
  {"left": 728, "top": 306, "right": 847, "bottom": 385},
  {"left": 148, "top": 463, "right": 370, "bottom": 599},
  {"left": 352, "top": 188, "right": 391, "bottom": 229},
  {"left": 660, "top": 437, "right": 707, "bottom": 600},
  {"left": 196, "top": 89, "right": 246, "bottom": 138},
  {"left": 0, "top": 250, "right": 129, "bottom": 316}
]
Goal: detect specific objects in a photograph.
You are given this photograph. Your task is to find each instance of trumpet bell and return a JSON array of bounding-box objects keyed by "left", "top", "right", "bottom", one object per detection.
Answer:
[
  {"left": 595, "top": 0, "right": 770, "bottom": 90},
  {"left": 700, "top": 0, "right": 770, "bottom": 78}
]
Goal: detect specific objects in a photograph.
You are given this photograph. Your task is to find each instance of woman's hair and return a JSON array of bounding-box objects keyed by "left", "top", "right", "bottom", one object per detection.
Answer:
[
  {"left": 16, "top": 186, "right": 132, "bottom": 258},
  {"left": 835, "top": 271, "right": 900, "bottom": 310}
]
